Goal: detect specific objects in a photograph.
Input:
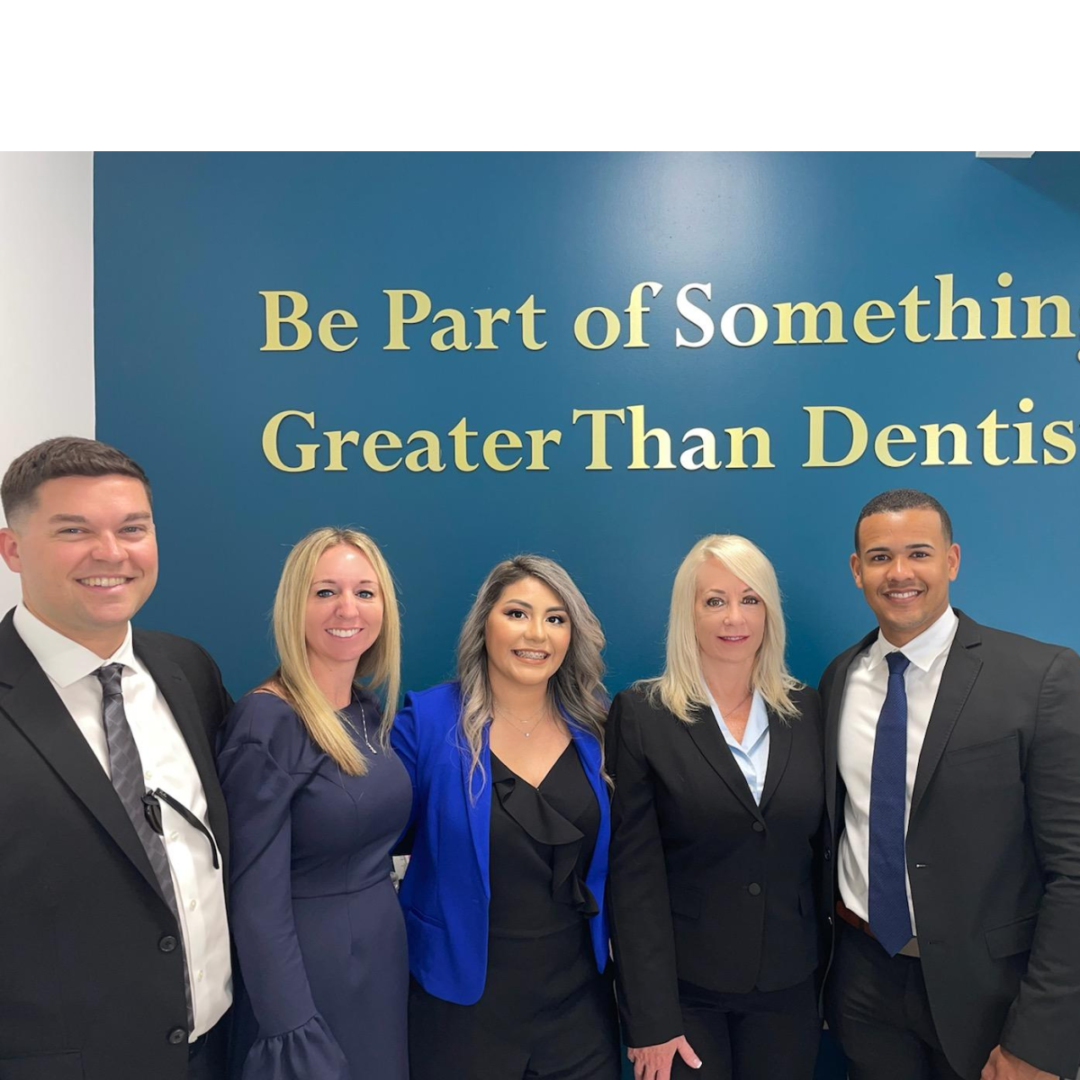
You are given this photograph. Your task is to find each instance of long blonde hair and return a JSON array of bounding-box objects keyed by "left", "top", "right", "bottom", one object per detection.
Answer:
[
  {"left": 644, "top": 534, "right": 800, "bottom": 723},
  {"left": 456, "top": 555, "right": 608, "bottom": 793},
  {"left": 268, "top": 527, "right": 401, "bottom": 775}
]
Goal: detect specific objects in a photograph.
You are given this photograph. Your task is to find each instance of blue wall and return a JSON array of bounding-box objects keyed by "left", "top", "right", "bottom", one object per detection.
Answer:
[{"left": 94, "top": 152, "right": 1080, "bottom": 700}]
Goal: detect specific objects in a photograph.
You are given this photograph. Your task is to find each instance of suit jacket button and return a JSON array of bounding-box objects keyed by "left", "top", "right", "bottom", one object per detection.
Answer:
[
  {"left": 167, "top": 1027, "right": 187, "bottom": 1045},
  {"left": 825, "top": 848, "right": 832, "bottom": 860},
  {"left": 747, "top": 883, "right": 762, "bottom": 896},
  {"left": 752, "top": 822, "right": 765, "bottom": 833},
  {"left": 159, "top": 935, "right": 178, "bottom": 953}
]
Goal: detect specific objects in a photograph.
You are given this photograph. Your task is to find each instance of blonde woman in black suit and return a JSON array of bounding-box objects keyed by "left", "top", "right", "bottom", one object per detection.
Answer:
[{"left": 607, "top": 535, "right": 825, "bottom": 1080}]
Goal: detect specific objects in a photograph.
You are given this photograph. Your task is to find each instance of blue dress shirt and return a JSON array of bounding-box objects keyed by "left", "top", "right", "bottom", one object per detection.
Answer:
[{"left": 704, "top": 686, "right": 770, "bottom": 805}]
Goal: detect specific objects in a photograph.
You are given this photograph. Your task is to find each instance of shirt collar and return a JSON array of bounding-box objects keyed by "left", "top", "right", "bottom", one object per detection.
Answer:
[
  {"left": 13, "top": 603, "right": 137, "bottom": 689},
  {"left": 867, "top": 606, "right": 958, "bottom": 674},
  {"left": 703, "top": 683, "right": 770, "bottom": 752}
]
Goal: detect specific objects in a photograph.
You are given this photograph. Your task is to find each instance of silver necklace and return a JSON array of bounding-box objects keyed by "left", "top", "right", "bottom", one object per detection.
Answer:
[
  {"left": 712, "top": 687, "right": 753, "bottom": 718},
  {"left": 356, "top": 699, "right": 378, "bottom": 754}
]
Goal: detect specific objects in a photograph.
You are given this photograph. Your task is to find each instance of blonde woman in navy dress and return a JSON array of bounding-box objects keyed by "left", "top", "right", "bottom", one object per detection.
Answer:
[
  {"left": 217, "top": 527, "right": 411, "bottom": 1080},
  {"left": 393, "top": 555, "right": 620, "bottom": 1080}
]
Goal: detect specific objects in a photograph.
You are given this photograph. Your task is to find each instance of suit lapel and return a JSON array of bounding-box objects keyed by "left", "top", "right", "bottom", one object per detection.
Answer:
[
  {"left": 459, "top": 723, "right": 492, "bottom": 897},
  {"left": 758, "top": 707, "right": 791, "bottom": 812},
  {"left": 685, "top": 702, "right": 763, "bottom": 821},
  {"left": 825, "top": 629, "right": 877, "bottom": 836},
  {"left": 0, "top": 613, "right": 165, "bottom": 903},
  {"left": 909, "top": 612, "right": 983, "bottom": 820},
  {"left": 134, "top": 633, "right": 230, "bottom": 876}
]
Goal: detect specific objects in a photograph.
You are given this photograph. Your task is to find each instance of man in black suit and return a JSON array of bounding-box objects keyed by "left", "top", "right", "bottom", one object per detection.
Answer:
[
  {"left": 0, "top": 437, "right": 232, "bottom": 1080},
  {"left": 820, "top": 488, "right": 1080, "bottom": 1080}
]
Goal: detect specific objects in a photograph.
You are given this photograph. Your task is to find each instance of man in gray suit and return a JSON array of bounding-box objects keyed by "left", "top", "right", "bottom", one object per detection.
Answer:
[{"left": 820, "top": 489, "right": 1080, "bottom": 1080}]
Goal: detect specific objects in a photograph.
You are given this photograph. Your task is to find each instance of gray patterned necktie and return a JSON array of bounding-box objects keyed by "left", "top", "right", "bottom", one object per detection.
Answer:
[{"left": 96, "top": 663, "right": 194, "bottom": 1031}]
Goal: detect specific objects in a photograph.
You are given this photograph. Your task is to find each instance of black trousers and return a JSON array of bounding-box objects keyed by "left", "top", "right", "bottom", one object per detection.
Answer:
[
  {"left": 409, "top": 922, "right": 620, "bottom": 1080},
  {"left": 186, "top": 1021, "right": 227, "bottom": 1080},
  {"left": 670, "top": 975, "right": 821, "bottom": 1080},
  {"left": 826, "top": 920, "right": 966, "bottom": 1080}
]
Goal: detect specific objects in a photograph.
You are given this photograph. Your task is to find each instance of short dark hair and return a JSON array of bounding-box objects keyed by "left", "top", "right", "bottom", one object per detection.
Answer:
[
  {"left": 854, "top": 489, "right": 953, "bottom": 552},
  {"left": 2, "top": 437, "right": 151, "bottom": 524}
]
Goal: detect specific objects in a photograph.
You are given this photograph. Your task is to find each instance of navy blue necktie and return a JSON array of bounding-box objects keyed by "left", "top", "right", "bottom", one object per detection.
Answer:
[{"left": 868, "top": 651, "right": 913, "bottom": 956}]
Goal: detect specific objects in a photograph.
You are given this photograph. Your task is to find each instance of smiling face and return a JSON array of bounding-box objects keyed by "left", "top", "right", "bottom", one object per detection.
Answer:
[
  {"left": 484, "top": 576, "right": 571, "bottom": 695},
  {"left": 0, "top": 474, "right": 158, "bottom": 657},
  {"left": 851, "top": 508, "right": 960, "bottom": 647},
  {"left": 693, "top": 556, "right": 766, "bottom": 675},
  {"left": 303, "top": 544, "right": 384, "bottom": 677}
]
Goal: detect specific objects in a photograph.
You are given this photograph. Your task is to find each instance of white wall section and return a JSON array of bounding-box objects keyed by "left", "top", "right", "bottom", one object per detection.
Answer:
[{"left": 0, "top": 151, "right": 95, "bottom": 612}]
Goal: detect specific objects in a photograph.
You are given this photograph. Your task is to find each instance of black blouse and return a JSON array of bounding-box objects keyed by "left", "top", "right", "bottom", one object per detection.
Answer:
[{"left": 488, "top": 743, "right": 600, "bottom": 938}]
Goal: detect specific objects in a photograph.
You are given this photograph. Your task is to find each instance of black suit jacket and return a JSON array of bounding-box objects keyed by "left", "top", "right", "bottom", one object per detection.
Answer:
[
  {"left": 0, "top": 609, "right": 231, "bottom": 1080},
  {"left": 820, "top": 610, "right": 1080, "bottom": 1080},
  {"left": 606, "top": 685, "right": 825, "bottom": 1047}
]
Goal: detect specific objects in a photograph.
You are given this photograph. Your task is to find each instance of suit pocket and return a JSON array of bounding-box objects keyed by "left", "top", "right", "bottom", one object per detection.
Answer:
[
  {"left": 404, "top": 905, "right": 447, "bottom": 930},
  {"left": 669, "top": 886, "right": 702, "bottom": 920},
  {"left": 945, "top": 733, "right": 1018, "bottom": 767},
  {"left": 943, "top": 733, "right": 1021, "bottom": 789},
  {"left": 985, "top": 914, "right": 1037, "bottom": 960},
  {"left": 0, "top": 1052, "right": 84, "bottom": 1080},
  {"left": 797, "top": 879, "right": 820, "bottom": 961}
]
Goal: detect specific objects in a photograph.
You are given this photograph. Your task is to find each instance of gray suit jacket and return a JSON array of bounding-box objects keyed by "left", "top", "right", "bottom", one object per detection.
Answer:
[{"left": 820, "top": 610, "right": 1080, "bottom": 1079}]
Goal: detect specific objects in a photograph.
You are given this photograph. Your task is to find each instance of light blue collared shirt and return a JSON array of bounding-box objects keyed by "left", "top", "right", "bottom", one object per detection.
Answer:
[{"left": 704, "top": 685, "right": 770, "bottom": 805}]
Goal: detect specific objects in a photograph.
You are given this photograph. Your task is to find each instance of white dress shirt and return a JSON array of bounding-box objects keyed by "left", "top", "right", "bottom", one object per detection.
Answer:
[
  {"left": 14, "top": 603, "right": 232, "bottom": 1039},
  {"left": 837, "top": 606, "right": 959, "bottom": 934},
  {"left": 704, "top": 685, "right": 770, "bottom": 805}
]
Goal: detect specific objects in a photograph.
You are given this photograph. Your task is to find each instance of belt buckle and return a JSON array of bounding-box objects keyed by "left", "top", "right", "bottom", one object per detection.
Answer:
[{"left": 897, "top": 937, "right": 921, "bottom": 958}]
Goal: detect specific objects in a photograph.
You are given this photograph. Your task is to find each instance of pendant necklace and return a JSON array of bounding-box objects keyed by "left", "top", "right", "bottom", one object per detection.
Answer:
[{"left": 494, "top": 701, "right": 548, "bottom": 738}]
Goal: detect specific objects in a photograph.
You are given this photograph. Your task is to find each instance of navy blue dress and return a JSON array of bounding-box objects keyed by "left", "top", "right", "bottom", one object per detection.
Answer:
[{"left": 218, "top": 691, "right": 411, "bottom": 1080}]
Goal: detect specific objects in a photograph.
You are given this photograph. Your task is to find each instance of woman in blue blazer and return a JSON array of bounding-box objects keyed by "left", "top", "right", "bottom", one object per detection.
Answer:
[{"left": 392, "top": 554, "right": 620, "bottom": 1080}]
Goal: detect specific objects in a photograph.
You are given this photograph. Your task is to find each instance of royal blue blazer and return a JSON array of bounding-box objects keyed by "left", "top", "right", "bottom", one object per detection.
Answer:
[{"left": 391, "top": 681, "right": 611, "bottom": 1005}]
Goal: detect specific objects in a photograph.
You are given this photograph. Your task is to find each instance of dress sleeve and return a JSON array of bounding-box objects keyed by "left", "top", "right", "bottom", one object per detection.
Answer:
[
  {"left": 605, "top": 691, "right": 684, "bottom": 1048},
  {"left": 217, "top": 706, "right": 350, "bottom": 1080}
]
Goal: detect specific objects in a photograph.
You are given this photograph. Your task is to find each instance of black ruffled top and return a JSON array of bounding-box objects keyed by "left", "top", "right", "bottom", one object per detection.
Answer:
[{"left": 488, "top": 743, "right": 600, "bottom": 938}]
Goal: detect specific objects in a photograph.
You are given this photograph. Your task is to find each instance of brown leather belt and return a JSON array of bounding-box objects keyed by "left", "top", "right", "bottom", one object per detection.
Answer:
[{"left": 836, "top": 900, "right": 920, "bottom": 958}]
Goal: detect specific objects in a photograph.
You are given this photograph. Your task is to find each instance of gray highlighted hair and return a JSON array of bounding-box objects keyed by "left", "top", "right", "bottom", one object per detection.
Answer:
[{"left": 456, "top": 554, "right": 608, "bottom": 792}]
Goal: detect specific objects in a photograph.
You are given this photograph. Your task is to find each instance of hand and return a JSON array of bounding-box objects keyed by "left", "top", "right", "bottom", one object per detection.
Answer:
[
  {"left": 980, "top": 1045, "right": 1056, "bottom": 1080},
  {"left": 627, "top": 1036, "right": 702, "bottom": 1080}
]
